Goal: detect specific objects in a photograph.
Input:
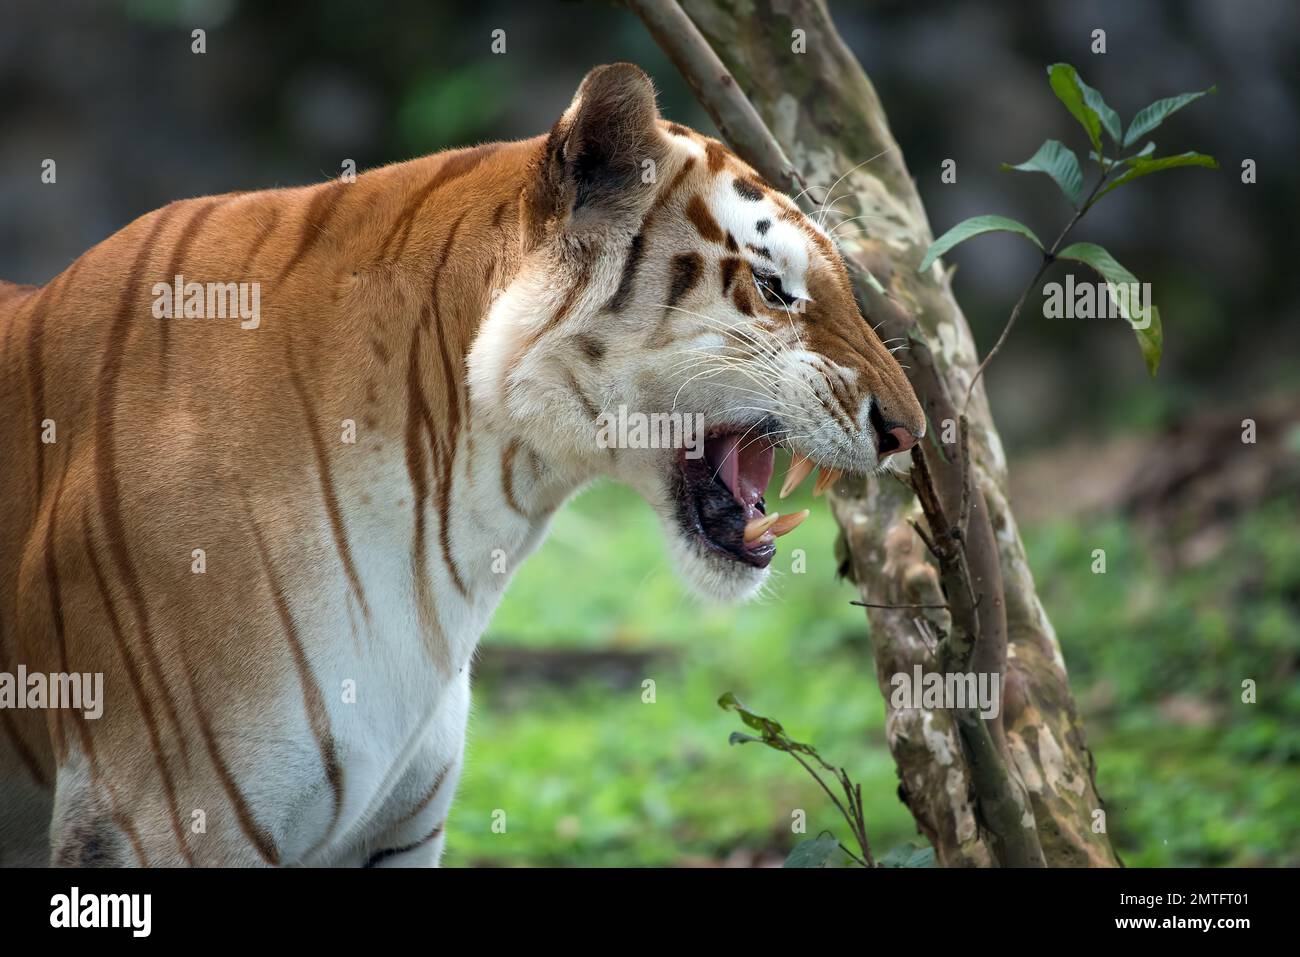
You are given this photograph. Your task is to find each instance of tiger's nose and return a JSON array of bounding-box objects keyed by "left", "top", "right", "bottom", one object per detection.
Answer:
[
  {"left": 877, "top": 426, "right": 917, "bottom": 458},
  {"left": 868, "top": 400, "right": 920, "bottom": 458}
]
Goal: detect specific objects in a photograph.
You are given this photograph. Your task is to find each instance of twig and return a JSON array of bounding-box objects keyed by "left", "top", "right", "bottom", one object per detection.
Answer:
[
  {"left": 838, "top": 842, "right": 868, "bottom": 868},
  {"left": 956, "top": 415, "right": 972, "bottom": 539},
  {"left": 963, "top": 165, "right": 1119, "bottom": 408},
  {"left": 781, "top": 743, "right": 874, "bottom": 867},
  {"left": 852, "top": 600, "right": 950, "bottom": 610},
  {"left": 787, "top": 752, "right": 856, "bottom": 846},
  {"left": 907, "top": 446, "right": 981, "bottom": 663},
  {"left": 909, "top": 518, "right": 940, "bottom": 561},
  {"left": 853, "top": 780, "right": 873, "bottom": 866},
  {"left": 624, "top": 0, "right": 809, "bottom": 201},
  {"left": 961, "top": 258, "right": 1052, "bottom": 412},
  {"left": 911, "top": 616, "right": 940, "bottom": 654},
  {"left": 844, "top": 775, "right": 874, "bottom": 867},
  {"left": 890, "top": 467, "right": 919, "bottom": 496},
  {"left": 910, "top": 444, "right": 950, "bottom": 549}
]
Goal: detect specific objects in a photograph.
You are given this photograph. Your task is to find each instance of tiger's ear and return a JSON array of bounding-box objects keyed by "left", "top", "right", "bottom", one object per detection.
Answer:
[{"left": 544, "top": 64, "right": 665, "bottom": 229}]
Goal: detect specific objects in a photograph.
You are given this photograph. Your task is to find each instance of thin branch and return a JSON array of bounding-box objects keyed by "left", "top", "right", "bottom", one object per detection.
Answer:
[
  {"left": 625, "top": 0, "right": 809, "bottom": 201},
  {"left": 838, "top": 842, "right": 868, "bottom": 868},
  {"left": 836, "top": 772, "right": 867, "bottom": 864},
  {"left": 890, "top": 466, "right": 919, "bottom": 496},
  {"left": 852, "top": 600, "right": 950, "bottom": 610},
  {"left": 956, "top": 415, "right": 972, "bottom": 539},
  {"left": 909, "top": 518, "right": 940, "bottom": 561},
  {"left": 833, "top": 766, "right": 873, "bottom": 867},
  {"left": 787, "top": 751, "right": 855, "bottom": 840},
  {"left": 786, "top": 747, "right": 873, "bottom": 866},
  {"left": 852, "top": 780, "right": 874, "bottom": 866},
  {"left": 911, "top": 616, "right": 941, "bottom": 654},
  {"left": 910, "top": 443, "right": 950, "bottom": 543},
  {"left": 962, "top": 257, "right": 1051, "bottom": 411},
  {"left": 962, "top": 164, "right": 1120, "bottom": 409}
]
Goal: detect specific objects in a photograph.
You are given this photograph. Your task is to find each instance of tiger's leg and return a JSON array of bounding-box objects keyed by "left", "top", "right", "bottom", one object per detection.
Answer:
[
  {"left": 48, "top": 758, "right": 145, "bottom": 867},
  {"left": 48, "top": 755, "right": 289, "bottom": 867}
]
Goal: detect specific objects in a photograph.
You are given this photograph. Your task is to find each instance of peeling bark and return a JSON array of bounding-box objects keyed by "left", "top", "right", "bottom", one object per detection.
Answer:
[{"left": 661, "top": 0, "right": 1120, "bottom": 866}]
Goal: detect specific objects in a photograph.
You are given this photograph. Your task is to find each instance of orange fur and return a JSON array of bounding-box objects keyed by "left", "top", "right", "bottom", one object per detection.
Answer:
[{"left": 0, "top": 63, "right": 922, "bottom": 867}]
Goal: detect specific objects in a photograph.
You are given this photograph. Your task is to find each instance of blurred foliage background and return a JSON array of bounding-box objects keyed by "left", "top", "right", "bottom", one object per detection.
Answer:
[{"left": 2, "top": 0, "right": 1296, "bottom": 866}]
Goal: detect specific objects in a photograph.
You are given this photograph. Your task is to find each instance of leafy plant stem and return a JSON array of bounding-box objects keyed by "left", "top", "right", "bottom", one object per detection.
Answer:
[
  {"left": 963, "top": 163, "right": 1118, "bottom": 409},
  {"left": 787, "top": 747, "right": 875, "bottom": 866},
  {"left": 838, "top": 842, "right": 868, "bottom": 868}
]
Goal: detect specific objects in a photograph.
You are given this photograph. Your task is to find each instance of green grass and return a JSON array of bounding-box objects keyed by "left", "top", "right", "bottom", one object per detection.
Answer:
[
  {"left": 442, "top": 477, "right": 1300, "bottom": 867},
  {"left": 1026, "top": 498, "right": 1300, "bottom": 866}
]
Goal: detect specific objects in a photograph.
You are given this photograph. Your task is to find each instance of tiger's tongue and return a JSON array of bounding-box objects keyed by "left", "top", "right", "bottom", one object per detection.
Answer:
[{"left": 704, "top": 434, "right": 774, "bottom": 510}]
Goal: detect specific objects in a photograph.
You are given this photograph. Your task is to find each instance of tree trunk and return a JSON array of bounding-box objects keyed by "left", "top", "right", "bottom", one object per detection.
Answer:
[{"left": 652, "top": 0, "right": 1119, "bottom": 866}]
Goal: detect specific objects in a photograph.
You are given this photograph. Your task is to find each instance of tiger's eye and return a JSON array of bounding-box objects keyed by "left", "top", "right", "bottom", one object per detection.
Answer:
[{"left": 754, "top": 272, "right": 789, "bottom": 307}]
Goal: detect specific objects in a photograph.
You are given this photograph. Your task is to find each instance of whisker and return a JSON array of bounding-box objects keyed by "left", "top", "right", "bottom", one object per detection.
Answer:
[{"left": 815, "top": 147, "right": 893, "bottom": 228}]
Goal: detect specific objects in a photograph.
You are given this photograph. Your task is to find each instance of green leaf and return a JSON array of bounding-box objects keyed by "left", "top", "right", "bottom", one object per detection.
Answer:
[
  {"left": 1090, "top": 141, "right": 1155, "bottom": 167},
  {"left": 1002, "top": 139, "right": 1084, "bottom": 205},
  {"left": 1056, "top": 242, "right": 1163, "bottom": 375},
  {"left": 918, "top": 215, "right": 1042, "bottom": 273},
  {"left": 1139, "top": 305, "right": 1162, "bottom": 376},
  {"left": 1074, "top": 74, "right": 1122, "bottom": 144},
  {"left": 1097, "top": 151, "right": 1219, "bottom": 199},
  {"left": 1139, "top": 306, "right": 1163, "bottom": 376},
  {"left": 1123, "top": 86, "right": 1217, "bottom": 148},
  {"left": 718, "top": 692, "right": 798, "bottom": 750},
  {"left": 879, "top": 843, "right": 937, "bottom": 868},
  {"left": 718, "top": 693, "right": 780, "bottom": 733},
  {"left": 1047, "top": 63, "right": 1101, "bottom": 152},
  {"left": 784, "top": 836, "right": 842, "bottom": 868},
  {"left": 728, "top": 732, "right": 763, "bottom": 746}
]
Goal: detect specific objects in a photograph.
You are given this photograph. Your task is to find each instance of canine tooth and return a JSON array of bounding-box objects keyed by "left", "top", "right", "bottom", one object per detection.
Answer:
[
  {"left": 780, "top": 454, "right": 815, "bottom": 499},
  {"left": 813, "top": 468, "right": 843, "bottom": 497},
  {"left": 743, "top": 512, "right": 781, "bottom": 543},
  {"left": 770, "top": 509, "right": 810, "bottom": 537}
]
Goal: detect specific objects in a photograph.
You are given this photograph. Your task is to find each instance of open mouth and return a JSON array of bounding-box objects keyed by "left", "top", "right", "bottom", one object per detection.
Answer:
[{"left": 675, "top": 421, "right": 845, "bottom": 569}]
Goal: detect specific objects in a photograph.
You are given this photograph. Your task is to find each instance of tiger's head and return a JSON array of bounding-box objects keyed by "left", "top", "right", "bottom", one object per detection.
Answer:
[{"left": 470, "top": 63, "right": 923, "bottom": 601}]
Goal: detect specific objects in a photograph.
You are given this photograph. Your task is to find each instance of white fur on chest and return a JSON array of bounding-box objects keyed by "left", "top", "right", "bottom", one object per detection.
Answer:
[{"left": 269, "top": 423, "right": 559, "bottom": 862}]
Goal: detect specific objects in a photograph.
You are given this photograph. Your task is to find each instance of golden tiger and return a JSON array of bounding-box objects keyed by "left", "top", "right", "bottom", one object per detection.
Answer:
[{"left": 0, "top": 64, "right": 922, "bottom": 866}]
